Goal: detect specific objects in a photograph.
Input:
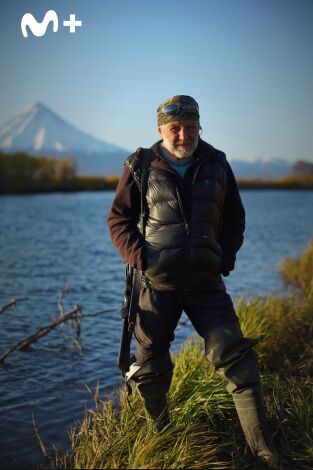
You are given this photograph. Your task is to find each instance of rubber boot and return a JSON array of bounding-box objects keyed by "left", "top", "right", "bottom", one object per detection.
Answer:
[
  {"left": 232, "top": 389, "right": 286, "bottom": 468},
  {"left": 205, "top": 323, "right": 286, "bottom": 468},
  {"left": 143, "top": 395, "right": 170, "bottom": 432}
]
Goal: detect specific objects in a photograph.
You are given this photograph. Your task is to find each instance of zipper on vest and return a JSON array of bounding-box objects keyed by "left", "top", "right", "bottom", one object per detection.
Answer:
[
  {"left": 175, "top": 187, "right": 190, "bottom": 234},
  {"left": 176, "top": 186, "right": 190, "bottom": 290}
]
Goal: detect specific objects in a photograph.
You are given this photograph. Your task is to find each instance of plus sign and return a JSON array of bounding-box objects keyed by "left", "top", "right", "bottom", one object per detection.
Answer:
[{"left": 63, "top": 14, "right": 82, "bottom": 33}]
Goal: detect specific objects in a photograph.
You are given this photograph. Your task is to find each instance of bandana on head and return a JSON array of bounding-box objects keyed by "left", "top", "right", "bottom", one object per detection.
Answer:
[{"left": 157, "top": 95, "right": 200, "bottom": 126}]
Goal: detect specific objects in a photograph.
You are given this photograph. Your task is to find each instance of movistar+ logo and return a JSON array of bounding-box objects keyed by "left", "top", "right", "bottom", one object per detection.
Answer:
[{"left": 21, "top": 10, "right": 82, "bottom": 38}]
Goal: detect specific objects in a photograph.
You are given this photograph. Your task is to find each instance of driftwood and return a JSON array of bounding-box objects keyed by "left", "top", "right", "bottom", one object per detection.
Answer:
[
  {"left": 0, "top": 304, "right": 119, "bottom": 364},
  {"left": 0, "top": 297, "right": 29, "bottom": 315},
  {"left": 0, "top": 305, "right": 81, "bottom": 363}
]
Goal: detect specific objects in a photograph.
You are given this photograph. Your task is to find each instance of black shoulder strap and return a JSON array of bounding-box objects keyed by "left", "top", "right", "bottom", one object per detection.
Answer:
[
  {"left": 139, "top": 148, "right": 154, "bottom": 239},
  {"left": 127, "top": 149, "right": 153, "bottom": 333}
]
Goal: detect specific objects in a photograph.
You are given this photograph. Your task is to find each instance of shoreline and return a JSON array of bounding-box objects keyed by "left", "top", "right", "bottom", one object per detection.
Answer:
[
  {"left": 1, "top": 183, "right": 313, "bottom": 195},
  {"left": 2, "top": 152, "right": 313, "bottom": 194}
]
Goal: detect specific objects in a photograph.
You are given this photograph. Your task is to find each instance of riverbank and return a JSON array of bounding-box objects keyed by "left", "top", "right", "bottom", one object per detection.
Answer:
[
  {"left": 48, "top": 241, "right": 313, "bottom": 469},
  {"left": 1, "top": 176, "right": 313, "bottom": 194},
  {"left": 1, "top": 151, "right": 313, "bottom": 194}
]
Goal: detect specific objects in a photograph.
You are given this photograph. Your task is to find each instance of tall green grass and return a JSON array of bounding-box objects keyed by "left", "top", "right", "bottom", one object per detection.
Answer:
[
  {"left": 52, "top": 241, "right": 313, "bottom": 469},
  {"left": 280, "top": 239, "right": 313, "bottom": 297}
]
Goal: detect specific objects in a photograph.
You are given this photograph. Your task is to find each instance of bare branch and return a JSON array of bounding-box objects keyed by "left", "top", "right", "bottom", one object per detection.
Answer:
[
  {"left": 32, "top": 414, "right": 49, "bottom": 458},
  {"left": 72, "top": 337, "right": 83, "bottom": 353},
  {"left": 57, "top": 284, "right": 71, "bottom": 319},
  {"left": 0, "top": 297, "right": 29, "bottom": 315},
  {"left": 0, "top": 305, "right": 81, "bottom": 364},
  {"left": 73, "top": 316, "right": 81, "bottom": 336},
  {"left": 0, "top": 304, "right": 120, "bottom": 365},
  {"left": 76, "top": 307, "right": 119, "bottom": 319}
]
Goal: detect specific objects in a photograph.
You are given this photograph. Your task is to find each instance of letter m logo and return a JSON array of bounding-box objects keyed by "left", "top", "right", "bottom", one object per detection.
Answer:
[{"left": 21, "top": 10, "right": 58, "bottom": 38}]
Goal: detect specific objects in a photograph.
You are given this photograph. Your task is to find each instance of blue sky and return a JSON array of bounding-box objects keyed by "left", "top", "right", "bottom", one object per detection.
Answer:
[{"left": 0, "top": 0, "right": 313, "bottom": 161}]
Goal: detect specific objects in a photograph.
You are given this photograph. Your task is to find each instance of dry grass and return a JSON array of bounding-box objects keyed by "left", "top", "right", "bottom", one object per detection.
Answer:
[
  {"left": 280, "top": 239, "right": 313, "bottom": 296},
  {"left": 50, "top": 240, "right": 313, "bottom": 469}
]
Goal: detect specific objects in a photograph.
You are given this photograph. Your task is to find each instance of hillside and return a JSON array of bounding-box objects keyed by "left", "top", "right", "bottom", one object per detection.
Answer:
[{"left": 0, "top": 103, "right": 129, "bottom": 175}]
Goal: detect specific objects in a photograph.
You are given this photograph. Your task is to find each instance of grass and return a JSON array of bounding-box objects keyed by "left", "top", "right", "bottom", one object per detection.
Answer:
[
  {"left": 50, "top": 241, "right": 313, "bottom": 469},
  {"left": 280, "top": 239, "right": 313, "bottom": 296},
  {"left": 237, "top": 175, "right": 313, "bottom": 190}
]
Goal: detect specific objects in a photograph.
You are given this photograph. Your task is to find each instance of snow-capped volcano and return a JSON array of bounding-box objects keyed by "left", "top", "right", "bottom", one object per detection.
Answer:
[{"left": 0, "top": 102, "right": 130, "bottom": 175}]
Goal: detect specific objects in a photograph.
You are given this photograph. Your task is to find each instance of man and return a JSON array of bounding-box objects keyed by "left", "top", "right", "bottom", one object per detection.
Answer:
[{"left": 107, "top": 95, "right": 283, "bottom": 468}]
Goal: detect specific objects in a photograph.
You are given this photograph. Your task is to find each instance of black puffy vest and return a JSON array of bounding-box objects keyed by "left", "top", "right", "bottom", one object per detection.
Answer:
[{"left": 126, "top": 140, "right": 227, "bottom": 292}]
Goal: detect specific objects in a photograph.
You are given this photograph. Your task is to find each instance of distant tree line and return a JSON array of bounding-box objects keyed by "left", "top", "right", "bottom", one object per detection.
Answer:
[
  {"left": 0, "top": 151, "right": 312, "bottom": 194},
  {"left": 238, "top": 160, "right": 313, "bottom": 190},
  {"left": 0, "top": 152, "right": 118, "bottom": 194},
  {"left": 290, "top": 160, "right": 313, "bottom": 177}
]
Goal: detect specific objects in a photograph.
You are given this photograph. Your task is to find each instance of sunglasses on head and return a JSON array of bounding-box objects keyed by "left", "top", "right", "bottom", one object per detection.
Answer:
[{"left": 161, "top": 103, "right": 199, "bottom": 116}]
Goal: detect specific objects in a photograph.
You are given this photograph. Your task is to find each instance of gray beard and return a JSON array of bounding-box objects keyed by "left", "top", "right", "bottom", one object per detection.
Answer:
[{"left": 162, "top": 135, "right": 199, "bottom": 160}]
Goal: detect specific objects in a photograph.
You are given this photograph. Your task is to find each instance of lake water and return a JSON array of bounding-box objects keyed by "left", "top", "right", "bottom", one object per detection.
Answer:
[{"left": 0, "top": 190, "right": 312, "bottom": 468}]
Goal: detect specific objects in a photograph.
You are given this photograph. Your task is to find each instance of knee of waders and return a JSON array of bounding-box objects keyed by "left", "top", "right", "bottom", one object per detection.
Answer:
[
  {"left": 125, "top": 352, "right": 173, "bottom": 399},
  {"left": 204, "top": 322, "right": 260, "bottom": 394}
]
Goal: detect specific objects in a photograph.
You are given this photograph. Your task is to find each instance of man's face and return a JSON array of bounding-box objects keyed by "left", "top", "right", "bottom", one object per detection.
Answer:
[{"left": 158, "top": 120, "right": 199, "bottom": 159}]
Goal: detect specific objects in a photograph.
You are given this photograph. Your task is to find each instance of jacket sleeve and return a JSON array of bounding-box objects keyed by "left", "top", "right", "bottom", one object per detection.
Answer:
[
  {"left": 219, "top": 161, "right": 245, "bottom": 276},
  {"left": 107, "top": 163, "right": 145, "bottom": 270}
]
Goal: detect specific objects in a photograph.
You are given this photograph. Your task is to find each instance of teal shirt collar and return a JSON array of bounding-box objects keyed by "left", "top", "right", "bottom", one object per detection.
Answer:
[
  {"left": 158, "top": 143, "right": 194, "bottom": 178},
  {"left": 159, "top": 144, "right": 194, "bottom": 167}
]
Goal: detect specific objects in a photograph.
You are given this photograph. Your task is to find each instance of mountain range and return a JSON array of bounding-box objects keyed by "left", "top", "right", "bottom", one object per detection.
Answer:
[
  {"left": 230, "top": 157, "right": 292, "bottom": 180},
  {"left": 0, "top": 103, "right": 293, "bottom": 178},
  {"left": 0, "top": 102, "right": 129, "bottom": 175}
]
